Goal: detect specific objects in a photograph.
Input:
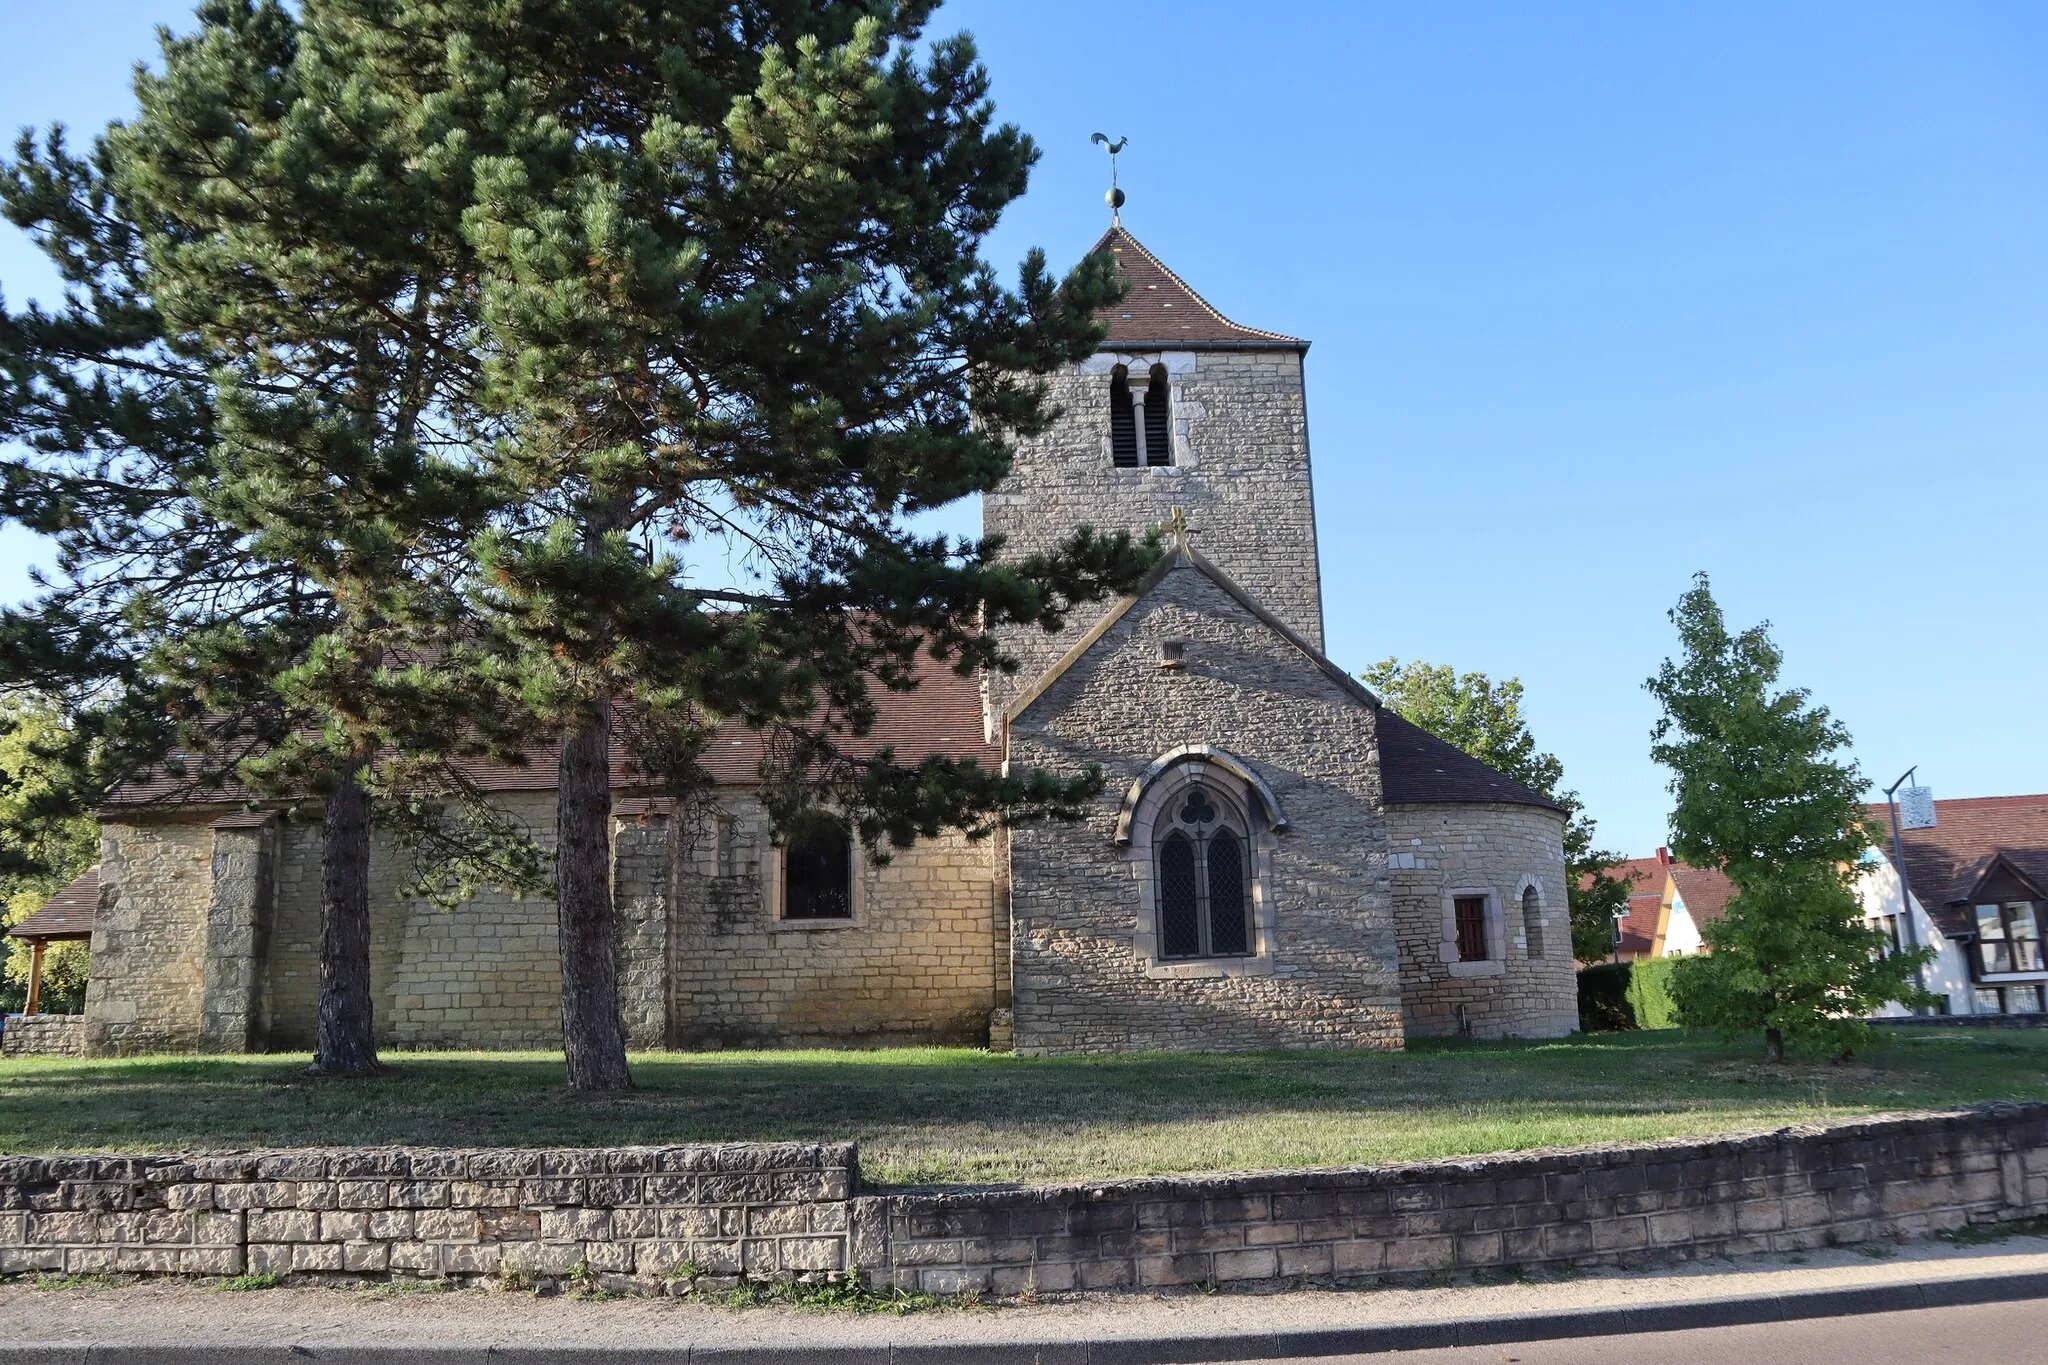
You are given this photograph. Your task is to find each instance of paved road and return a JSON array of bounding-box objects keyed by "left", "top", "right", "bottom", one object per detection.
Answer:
[{"left": 1280, "top": 1296, "right": 2048, "bottom": 1364}]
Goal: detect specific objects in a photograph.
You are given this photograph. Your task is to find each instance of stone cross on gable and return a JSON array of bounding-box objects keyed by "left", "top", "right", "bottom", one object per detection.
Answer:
[{"left": 1166, "top": 506, "right": 1190, "bottom": 553}]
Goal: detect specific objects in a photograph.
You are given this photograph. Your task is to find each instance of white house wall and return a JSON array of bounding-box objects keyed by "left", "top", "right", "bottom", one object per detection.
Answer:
[
  {"left": 1662, "top": 894, "right": 1703, "bottom": 956},
  {"left": 1855, "top": 854, "right": 1971, "bottom": 1016}
]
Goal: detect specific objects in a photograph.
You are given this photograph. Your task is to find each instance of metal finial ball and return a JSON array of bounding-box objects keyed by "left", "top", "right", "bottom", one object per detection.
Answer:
[{"left": 1107, "top": 187, "right": 1126, "bottom": 210}]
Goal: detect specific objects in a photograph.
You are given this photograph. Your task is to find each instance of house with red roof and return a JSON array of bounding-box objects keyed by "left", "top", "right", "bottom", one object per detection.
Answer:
[
  {"left": 1591, "top": 795, "right": 2043, "bottom": 1023},
  {"left": 1596, "top": 849, "right": 1733, "bottom": 963},
  {"left": 1856, "top": 794, "right": 2048, "bottom": 1018},
  {"left": 70, "top": 215, "right": 1580, "bottom": 1057}
]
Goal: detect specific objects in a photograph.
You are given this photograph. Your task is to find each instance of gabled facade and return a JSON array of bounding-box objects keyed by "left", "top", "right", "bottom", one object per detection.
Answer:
[
  {"left": 987, "top": 226, "right": 1575, "bottom": 1050},
  {"left": 1857, "top": 794, "right": 2048, "bottom": 1017},
  {"left": 69, "top": 221, "right": 1580, "bottom": 1058},
  {"left": 1603, "top": 849, "right": 1732, "bottom": 963}
]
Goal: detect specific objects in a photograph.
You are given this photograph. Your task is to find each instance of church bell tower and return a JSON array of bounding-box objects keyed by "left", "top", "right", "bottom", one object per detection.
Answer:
[{"left": 981, "top": 222, "right": 1324, "bottom": 726}]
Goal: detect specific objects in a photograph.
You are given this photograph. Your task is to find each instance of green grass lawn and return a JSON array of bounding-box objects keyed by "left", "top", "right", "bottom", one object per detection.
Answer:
[{"left": 2, "top": 1029, "right": 2043, "bottom": 1188}]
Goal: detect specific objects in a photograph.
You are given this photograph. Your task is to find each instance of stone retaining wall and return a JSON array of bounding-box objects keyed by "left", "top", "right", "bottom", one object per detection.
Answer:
[
  {"left": 0, "top": 1014, "right": 86, "bottom": 1058},
  {"left": 0, "top": 1142, "right": 852, "bottom": 1284},
  {"left": 2, "top": 1108, "right": 2044, "bottom": 1294},
  {"left": 866, "top": 1105, "right": 2048, "bottom": 1294}
]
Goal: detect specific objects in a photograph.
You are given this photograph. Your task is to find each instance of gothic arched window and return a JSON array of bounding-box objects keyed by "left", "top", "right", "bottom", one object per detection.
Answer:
[
  {"left": 1154, "top": 784, "right": 1254, "bottom": 959},
  {"left": 1143, "top": 364, "right": 1173, "bottom": 466},
  {"left": 1522, "top": 884, "right": 1545, "bottom": 960},
  {"left": 1109, "top": 364, "right": 1139, "bottom": 467}
]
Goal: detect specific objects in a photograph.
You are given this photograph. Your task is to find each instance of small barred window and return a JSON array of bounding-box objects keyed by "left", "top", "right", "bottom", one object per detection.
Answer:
[{"left": 1455, "top": 895, "right": 1490, "bottom": 962}]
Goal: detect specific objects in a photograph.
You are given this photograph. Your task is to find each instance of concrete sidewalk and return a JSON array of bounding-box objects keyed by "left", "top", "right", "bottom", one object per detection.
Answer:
[{"left": 2, "top": 1232, "right": 2045, "bottom": 1363}]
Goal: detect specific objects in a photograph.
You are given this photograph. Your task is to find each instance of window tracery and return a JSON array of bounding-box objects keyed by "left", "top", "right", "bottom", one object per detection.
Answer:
[{"left": 1154, "top": 784, "right": 1253, "bottom": 960}]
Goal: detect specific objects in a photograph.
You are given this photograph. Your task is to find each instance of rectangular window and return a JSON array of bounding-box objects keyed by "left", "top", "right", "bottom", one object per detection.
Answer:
[
  {"left": 1974, "top": 987, "right": 2005, "bottom": 1015},
  {"left": 2008, "top": 984, "right": 2045, "bottom": 1015},
  {"left": 2007, "top": 901, "right": 2042, "bottom": 971},
  {"left": 782, "top": 818, "right": 853, "bottom": 920},
  {"left": 1977, "top": 901, "right": 2044, "bottom": 973},
  {"left": 1455, "top": 896, "right": 1489, "bottom": 962},
  {"left": 1877, "top": 916, "right": 1901, "bottom": 955}
]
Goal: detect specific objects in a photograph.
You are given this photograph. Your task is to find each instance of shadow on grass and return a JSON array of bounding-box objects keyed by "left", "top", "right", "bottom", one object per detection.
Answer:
[{"left": 2, "top": 1029, "right": 2043, "bottom": 1185}]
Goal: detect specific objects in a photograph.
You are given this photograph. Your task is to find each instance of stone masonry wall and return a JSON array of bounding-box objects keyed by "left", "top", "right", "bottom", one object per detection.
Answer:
[
  {"left": 4, "top": 1108, "right": 2045, "bottom": 1295},
  {"left": 868, "top": 1105, "right": 2048, "bottom": 1295},
  {"left": 95, "top": 788, "right": 995, "bottom": 1054},
  {"left": 262, "top": 792, "right": 564, "bottom": 1051},
  {"left": 667, "top": 795, "right": 1000, "bottom": 1049},
  {"left": 982, "top": 349, "right": 1323, "bottom": 725},
  {"left": 1387, "top": 803, "right": 1579, "bottom": 1039},
  {"left": 0, "top": 1142, "right": 852, "bottom": 1286},
  {"left": 1, "top": 1014, "right": 86, "bottom": 1058},
  {"left": 84, "top": 818, "right": 212, "bottom": 1055},
  {"left": 1006, "top": 561, "right": 1402, "bottom": 1055}
]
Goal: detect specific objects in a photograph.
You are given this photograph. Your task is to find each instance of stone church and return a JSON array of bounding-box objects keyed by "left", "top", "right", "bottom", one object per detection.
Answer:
[{"left": 69, "top": 226, "right": 1578, "bottom": 1059}]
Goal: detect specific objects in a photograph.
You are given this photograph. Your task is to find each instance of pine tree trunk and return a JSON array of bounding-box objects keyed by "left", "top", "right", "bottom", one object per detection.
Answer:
[
  {"left": 1764, "top": 1027, "right": 1785, "bottom": 1063},
  {"left": 557, "top": 701, "right": 631, "bottom": 1091},
  {"left": 312, "top": 761, "right": 380, "bottom": 1077}
]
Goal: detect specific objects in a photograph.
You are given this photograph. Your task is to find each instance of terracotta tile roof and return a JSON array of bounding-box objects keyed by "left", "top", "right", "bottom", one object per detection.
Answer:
[
  {"left": 1867, "top": 794, "right": 2048, "bottom": 938},
  {"left": 1376, "top": 710, "right": 1566, "bottom": 813},
  {"left": 1586, "top": 852, "right": 1733, "bottom": 959},
  {"left": 1668, "top": 863, "right": 1735, "bottom": 930},
  {"left": 101, "top": 619, "right": 1558, "bottom": 823},
  {"left": 108, "top": 655, "right": 1000, "bottom": 808},
  {"left": 1604, "top": 856, "right": 1668, "bottom": 960},
  {"left": 7, "top": 867, "right": 98, "bottom": 941},
  {"left": 1092, "top": 228, "right": 1307, "bottom": 350}
]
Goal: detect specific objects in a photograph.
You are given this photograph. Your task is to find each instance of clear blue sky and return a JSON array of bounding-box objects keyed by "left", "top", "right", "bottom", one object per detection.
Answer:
[{"left": 5, "top": 1, "right": 2045, "bottom": 858}]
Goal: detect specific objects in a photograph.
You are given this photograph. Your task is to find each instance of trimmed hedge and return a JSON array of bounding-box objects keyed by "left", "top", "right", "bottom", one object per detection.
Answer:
[
  {"left": 1627, "top": 956, "right": 1681, "bottom": 1030},
  {"left": 1578, "top": 957, "right": 1684, "bottom": 1032}
]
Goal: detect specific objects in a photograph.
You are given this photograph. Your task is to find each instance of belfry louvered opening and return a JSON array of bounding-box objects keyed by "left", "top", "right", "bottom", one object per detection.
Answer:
[
  {"left": 1109, "top": 365, "right": 1139, "bottom": 466},
  {"left": 1143, "top": 364, "right": 1172, "bottom": 465}
]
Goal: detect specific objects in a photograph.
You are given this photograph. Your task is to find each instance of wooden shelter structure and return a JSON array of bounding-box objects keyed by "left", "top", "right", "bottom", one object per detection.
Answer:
[{"left": 6, "top": 866, "right": 95, "bottom": 1015}]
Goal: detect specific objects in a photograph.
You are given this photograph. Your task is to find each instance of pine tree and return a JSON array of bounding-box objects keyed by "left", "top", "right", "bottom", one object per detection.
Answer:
[
  {"left": 435, "top": 2, "right": 1150, "bottom": 1089},
  {"left": 1362, "top": 658, "right": 1631, "bottom": 962},
  {"left": 110, "top": 0, "right": 542, "bottom": 1074},
  {"left": 0, "top": 116, "right": 254, "bottom": 775},
  {"left": 2, "top": 1, "right": 525, "bottom": 1074},
  {"left": 1647, "top": 575, "right": 1934, "bottom": 1060}
]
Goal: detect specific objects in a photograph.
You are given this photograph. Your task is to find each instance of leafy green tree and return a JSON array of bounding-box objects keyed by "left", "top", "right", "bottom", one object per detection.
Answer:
[
  {"left": 0, "top": 696, "right": 100, "bottom": 1013},
  {"left": 1362, "top": 658, "right": 1630, "bottom": 962},
  {"left": 443, "top": 2, "right": 1151, "bottom": 1088},
  {"left": 1647, "top": 574, "right": 1933, "bottom": 1060}
]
